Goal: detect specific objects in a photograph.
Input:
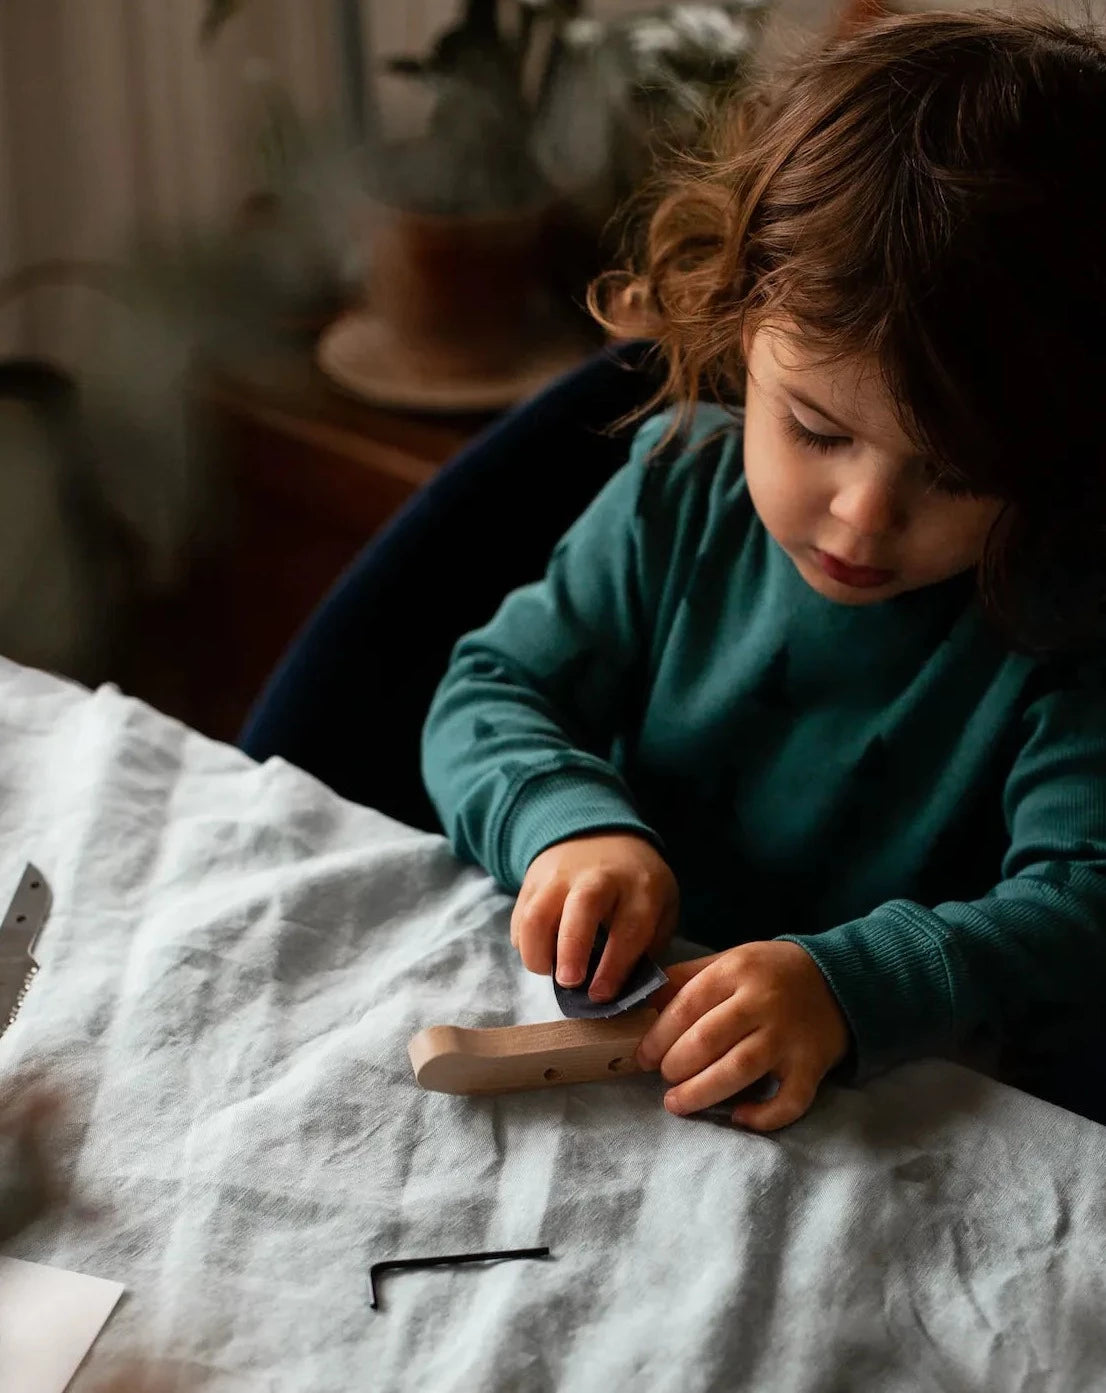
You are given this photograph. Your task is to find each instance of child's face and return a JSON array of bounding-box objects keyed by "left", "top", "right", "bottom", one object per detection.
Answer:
[{"left": 742, "top": 327, "right": 1003, "bottom": 604}]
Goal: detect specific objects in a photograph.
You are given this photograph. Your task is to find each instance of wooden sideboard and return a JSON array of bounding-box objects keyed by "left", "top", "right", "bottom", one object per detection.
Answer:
[{"left": 126, "top": 353, "right": 493, "bottom": 744}]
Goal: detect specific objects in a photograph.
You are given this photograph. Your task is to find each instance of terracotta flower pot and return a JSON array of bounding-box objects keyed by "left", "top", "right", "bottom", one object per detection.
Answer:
[
  {"left": 366, "top": 199, "right": 556, "bottom": 376},
  {"left": 318, "top": 198, "right": 593, "bottom": 412}
]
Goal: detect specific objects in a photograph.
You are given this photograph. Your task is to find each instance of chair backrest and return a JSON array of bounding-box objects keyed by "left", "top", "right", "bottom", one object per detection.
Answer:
[{"left": 240, "top": 341, "right": 665, "bottom": 831}]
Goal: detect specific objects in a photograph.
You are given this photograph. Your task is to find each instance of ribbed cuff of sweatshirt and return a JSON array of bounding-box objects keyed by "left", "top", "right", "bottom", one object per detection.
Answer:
[
  {"left": 493, "top": 767, "right": 662, "bottom": 890},
  {"left": 778, "top": 900, "right": 965, "bottom": 1080}
]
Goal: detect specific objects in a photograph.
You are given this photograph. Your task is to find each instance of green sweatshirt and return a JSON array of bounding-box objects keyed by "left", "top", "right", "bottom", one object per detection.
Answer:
[{"left": 421, "top": 407, "right": 1106, "bottom": 1083}]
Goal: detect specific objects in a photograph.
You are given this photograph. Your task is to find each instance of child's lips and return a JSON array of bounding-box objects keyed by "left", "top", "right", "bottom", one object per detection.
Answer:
[{"left": 813, "top": 549, "right": 896, "bottom": 589}]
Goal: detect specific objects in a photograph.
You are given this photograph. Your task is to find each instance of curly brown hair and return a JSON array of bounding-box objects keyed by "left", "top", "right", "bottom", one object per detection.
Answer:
[{"left": 591, "top": 11, "right": 1106, "bottom": 653}]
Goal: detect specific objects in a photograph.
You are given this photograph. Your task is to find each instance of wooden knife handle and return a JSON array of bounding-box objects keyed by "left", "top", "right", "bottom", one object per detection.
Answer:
[{"left": 408, "top": 1009, "right": 658, "bottom": 1096}]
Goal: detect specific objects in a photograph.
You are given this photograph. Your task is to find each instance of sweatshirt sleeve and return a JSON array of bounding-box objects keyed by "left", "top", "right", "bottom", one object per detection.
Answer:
[
  {"left": 421, "top": 412, "right": 710, "bottom": 890},
  {"left": 781, "top": 670, "right": 1106, "bottom": 1079}
]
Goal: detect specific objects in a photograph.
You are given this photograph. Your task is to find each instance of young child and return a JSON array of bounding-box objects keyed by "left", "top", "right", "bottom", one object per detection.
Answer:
[{"left": 421, "top": 11, "right": 1106, "bottom": 1131}]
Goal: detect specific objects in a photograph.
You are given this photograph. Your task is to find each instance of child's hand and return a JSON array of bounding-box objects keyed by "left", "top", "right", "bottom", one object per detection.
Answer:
[
  {"left": 0, "top": 1076, "right": 64, "bottom": 1243},
  {"left": 635, "top": 941, "right": 849, "bottom": 1132},
  {"left": 510, "top": 834, "right": 679, "bottom": 1001}
]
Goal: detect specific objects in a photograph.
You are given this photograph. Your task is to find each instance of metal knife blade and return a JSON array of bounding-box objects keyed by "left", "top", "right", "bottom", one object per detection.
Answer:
[{"left": 0, "top": 864, "right": 51, "bottom": 1037}]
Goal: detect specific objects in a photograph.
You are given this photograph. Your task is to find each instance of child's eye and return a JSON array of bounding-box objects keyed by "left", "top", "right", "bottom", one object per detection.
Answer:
[{"left": 783, "top": 412, "right": 851, "bottom": 454}]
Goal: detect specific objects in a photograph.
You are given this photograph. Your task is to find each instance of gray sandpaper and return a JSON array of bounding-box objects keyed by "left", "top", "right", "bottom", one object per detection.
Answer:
[{"left": 553, "top": 928, "right": 668, "bottom": 1019}]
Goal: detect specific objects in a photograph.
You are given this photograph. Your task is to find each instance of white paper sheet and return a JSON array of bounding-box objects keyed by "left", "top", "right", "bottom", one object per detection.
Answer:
[{"left": 0, "top": 1257, "right": 123, "bottom": 1393}]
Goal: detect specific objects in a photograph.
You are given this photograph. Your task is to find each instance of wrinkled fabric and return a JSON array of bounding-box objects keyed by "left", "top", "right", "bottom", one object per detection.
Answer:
[{"left": 0, "top": 658, "right": 1103, "bottom": 1393}]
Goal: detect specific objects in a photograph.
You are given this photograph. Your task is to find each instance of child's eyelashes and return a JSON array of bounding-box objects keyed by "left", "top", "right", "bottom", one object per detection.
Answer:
[
  {"left": 921, "top": 463, "right": 979, "bottom": 499},
  {"left": 783, "top": 412, "right": 851, "bottom": 454},
  {"left": 782, "top": 410, "right": 981, "bottom": 500}
]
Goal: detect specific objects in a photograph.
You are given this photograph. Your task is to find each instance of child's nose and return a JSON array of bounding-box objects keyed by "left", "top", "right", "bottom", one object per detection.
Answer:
[{"left": 828, "top": 468, "right": 902, "bottom": 538}]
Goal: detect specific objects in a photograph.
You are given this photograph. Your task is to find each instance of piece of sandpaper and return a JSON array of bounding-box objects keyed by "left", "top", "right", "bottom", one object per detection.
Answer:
[
  {"left": 0, "top": 1256, "right": 124, "bottom": 1393},
  {"left": 553, "top": 929, "right": 668, "bottom": 1019}
]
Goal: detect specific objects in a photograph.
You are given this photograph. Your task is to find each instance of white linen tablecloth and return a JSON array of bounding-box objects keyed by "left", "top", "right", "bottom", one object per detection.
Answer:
[{"left": 0, "top": 657, "right": 1103, "bottom": 1392}]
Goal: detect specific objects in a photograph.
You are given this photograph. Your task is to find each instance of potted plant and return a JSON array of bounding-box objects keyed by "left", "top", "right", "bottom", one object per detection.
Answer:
[
  {"left": 203, "top": 1, "right": 770, "bottom": 409},
  {"left": 321, "top": 0, "right": 597, "bottom": 411}
]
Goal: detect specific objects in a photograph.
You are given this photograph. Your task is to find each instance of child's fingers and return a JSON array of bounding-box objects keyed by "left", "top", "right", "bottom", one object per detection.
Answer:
[
  {"left": 88, "top": 1357, "right": 204, "bottom": 1392},
  {"left": 730, "top": 1066, "right": 819, "bottom": 1133},
  {"left": 0, "top": 1077, "right": 67, "bottom": 1243},
  {"left": 648, "top": 893, "right": 680, "bottom": 958},
  {"left": 511, "top": 883, "right": 564, "bottom": 975},
  {"left": 643, "top": 957, "right": 715, "bottom": 1012},
  {"left": 661, "top": 1031, "right": 775, "bottom": 1116},
  {"left": 588, "top": 892, "right": 661, "bottom": 1001},
  {"left": 645, "top": 952, "right": 723, "bottom": 1012},
  {"left": 509, "top": 886, "right": 531, "bottom": 950},
  {"left": 636, "top": 957, "right": 729, "bottom": 1068},
  {"left": 555, "top": 876, "right": 618, "bottom": 987},
  {"left": 654, "top": 996, "right": 760, "bottom": 1085}
]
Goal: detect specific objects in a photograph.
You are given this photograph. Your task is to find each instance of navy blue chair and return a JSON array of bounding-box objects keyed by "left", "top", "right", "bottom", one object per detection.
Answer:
[{"left": 238, "top": 341, "right": 663, "bottom": 831}]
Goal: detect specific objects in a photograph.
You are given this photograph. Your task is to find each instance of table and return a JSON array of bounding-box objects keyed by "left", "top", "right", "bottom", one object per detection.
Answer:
[{"left": 1, "top": 656, "right": 1104, "bottom": 1392}]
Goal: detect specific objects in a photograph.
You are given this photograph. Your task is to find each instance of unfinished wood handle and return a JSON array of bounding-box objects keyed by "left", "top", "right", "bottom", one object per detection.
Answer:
[{"left": 408, "top": 1009, "right": 658, "bottom": 1096}]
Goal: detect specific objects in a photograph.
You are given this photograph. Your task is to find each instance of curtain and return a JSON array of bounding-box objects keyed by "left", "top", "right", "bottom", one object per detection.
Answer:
[
  {"left": 3, "top": 0, "right": 1091, "bottom": 357},
  {"left": 1, "top": 0, "right": 856, "bottom": 365},
  {"left": 0, "top": 0, "right": 337, "bottom": 363}
]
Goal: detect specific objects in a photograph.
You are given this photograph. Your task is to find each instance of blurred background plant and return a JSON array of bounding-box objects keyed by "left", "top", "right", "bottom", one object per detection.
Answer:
[
  {"left": 204, "top": 0, "right": 768, "bottom": 219},
  {"left": 0, "top": 0, "right": 771, "bottom": 699}
]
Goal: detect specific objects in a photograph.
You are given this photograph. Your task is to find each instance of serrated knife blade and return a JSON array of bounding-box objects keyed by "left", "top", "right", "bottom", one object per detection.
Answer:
[{"left": 0, "top": 864, "right": 51, "bottom": 1037}]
